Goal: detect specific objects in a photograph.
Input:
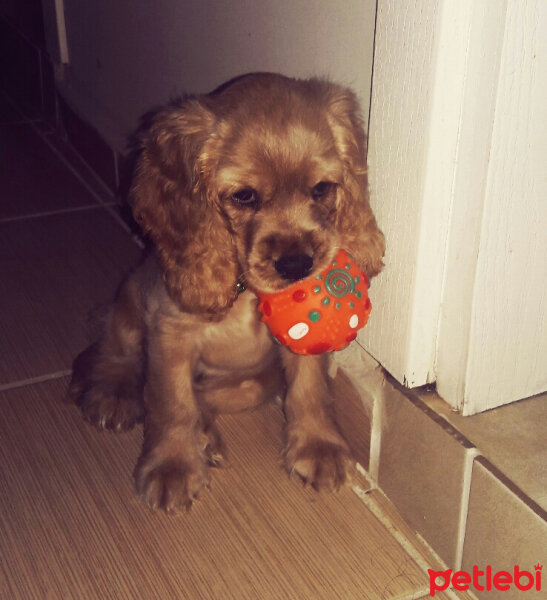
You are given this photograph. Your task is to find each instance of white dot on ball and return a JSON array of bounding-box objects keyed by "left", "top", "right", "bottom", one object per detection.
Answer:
[
  {"left": 288, "top": 322, "right": 310, "bottom": 340},
  {"left": 349, "top": 314, "right": 359, "bottom": 329}
]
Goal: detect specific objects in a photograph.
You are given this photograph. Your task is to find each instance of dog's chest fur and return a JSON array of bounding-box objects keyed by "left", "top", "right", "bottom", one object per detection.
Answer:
[{"left": 198, "top": 291, "right": 276, "bottom": 375}]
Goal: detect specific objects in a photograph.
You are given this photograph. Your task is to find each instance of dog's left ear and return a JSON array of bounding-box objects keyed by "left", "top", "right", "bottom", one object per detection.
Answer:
[{"left": 321, "top": 83, "right": 385, "bottom": 278}]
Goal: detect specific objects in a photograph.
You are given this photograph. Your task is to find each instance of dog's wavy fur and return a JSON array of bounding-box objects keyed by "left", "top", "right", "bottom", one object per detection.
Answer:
[{"left": 68, "top": 73, "right": 385, "bottom": 512}]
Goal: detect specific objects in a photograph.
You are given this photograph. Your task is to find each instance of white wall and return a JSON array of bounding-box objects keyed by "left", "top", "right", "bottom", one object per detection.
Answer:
[{"left": 51, "top": 0, "right": 376, "bottom": 150}]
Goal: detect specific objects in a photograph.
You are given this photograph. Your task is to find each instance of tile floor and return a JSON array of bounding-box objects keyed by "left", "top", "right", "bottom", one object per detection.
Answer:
[{"left": 0, "top": 93, "right": 476, "bottom": 599}]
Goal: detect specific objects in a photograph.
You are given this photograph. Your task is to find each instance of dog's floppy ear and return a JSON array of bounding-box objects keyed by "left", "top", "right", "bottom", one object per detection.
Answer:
[
  {"left": 130, "top": 97, "right": 240, "bottom": 317},
  {"left": 321, "top": 83, "right": 385, "bottom": 278}
]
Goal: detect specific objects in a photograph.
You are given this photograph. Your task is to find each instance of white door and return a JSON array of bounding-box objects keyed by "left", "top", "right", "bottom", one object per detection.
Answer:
[{"left": 361, "top": 0, "right": 547, "bottom": 415}]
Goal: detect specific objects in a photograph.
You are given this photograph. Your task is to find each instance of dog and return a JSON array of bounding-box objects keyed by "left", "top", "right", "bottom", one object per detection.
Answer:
[{"left": 68, "top": 73, "right": 385, "bottom": 513}]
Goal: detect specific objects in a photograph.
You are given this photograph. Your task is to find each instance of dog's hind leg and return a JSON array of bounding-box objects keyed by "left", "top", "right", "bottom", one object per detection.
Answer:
[{"left": 67, "top": 270, "right": 146, "bottom": 432}]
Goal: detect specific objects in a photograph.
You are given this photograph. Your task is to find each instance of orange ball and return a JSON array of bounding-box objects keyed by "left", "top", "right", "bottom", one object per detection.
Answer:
[{"left": 257, "top": 249, "right": 372, "bottom": 355}]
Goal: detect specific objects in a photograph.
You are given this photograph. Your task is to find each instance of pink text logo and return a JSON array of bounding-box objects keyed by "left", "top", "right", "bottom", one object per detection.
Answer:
[{"left": 428, "top": 564, "right": 542, "bottom": 596}]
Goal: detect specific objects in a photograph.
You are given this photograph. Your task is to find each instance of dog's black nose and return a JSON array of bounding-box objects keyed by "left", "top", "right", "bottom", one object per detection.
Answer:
[{"left": 274, "top": 254, "right": 314, "bottom": 281}]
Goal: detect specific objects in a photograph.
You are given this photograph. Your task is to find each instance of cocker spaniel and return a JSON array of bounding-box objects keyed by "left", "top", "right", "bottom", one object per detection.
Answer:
[{"left": 68, "top": 73, "right": 385, "bottom": 512}]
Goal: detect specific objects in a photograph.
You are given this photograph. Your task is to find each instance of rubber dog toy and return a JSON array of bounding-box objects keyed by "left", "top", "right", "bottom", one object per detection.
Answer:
[{"left": 257, "top": 249, "right": 371, "bottom": 355}]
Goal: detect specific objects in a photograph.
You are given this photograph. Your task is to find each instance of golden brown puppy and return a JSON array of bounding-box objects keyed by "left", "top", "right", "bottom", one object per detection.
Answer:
[{"left": 68, "top": 73, "right": 385, "bottom": 513}]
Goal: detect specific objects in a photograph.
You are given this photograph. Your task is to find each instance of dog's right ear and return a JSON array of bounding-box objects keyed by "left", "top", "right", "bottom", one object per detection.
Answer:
[
  {"left": 140, "top": 98, "right": 216, "bottom": 185},
  {"left": 129, "top": 98, "right": 241, "bottom": 317},
  {"left": 131, "top": 97, "right": 215, "bottom": 203}
]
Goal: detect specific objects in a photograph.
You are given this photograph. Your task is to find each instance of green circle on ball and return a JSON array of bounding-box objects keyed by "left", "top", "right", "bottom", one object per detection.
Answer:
[{"left": 308, "top": 310, "right": 321, "bottom": 322}]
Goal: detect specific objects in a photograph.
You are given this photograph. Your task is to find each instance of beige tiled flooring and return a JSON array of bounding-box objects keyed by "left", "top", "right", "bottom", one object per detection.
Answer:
[
  {"left": 462, "top": 456, "right": 547, "bottom": 598},
  {"left": 377, "top": 383, "right": 478, "bottom": 569},
  {"left": 420, "top": 390, "right": 547, "bottom": 512},
  {"left": 0, "top": 94, "right": 470, "bottom": 599}
]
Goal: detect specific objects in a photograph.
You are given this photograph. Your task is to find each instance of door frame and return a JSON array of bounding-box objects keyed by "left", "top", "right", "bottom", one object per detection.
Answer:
[{"left": 362, "top": 0, "right": 541, "bottom": 414}]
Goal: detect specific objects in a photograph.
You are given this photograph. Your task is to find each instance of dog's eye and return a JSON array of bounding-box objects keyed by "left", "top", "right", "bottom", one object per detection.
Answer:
[
  {"left": 231, "top": 188, "right": 260, "bottom": 208},
  {"left": 311, "top": 181, "right": 336, "bottom": 200}
]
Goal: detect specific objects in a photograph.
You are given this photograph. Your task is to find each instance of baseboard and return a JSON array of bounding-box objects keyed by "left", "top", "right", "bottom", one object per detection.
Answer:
[{"left": 368, "top": 370, "right": 546, "bottom": 591}]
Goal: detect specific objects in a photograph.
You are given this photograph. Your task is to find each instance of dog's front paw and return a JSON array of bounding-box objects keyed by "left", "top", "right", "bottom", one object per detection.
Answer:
[
  {"left": 285, "top": 437, "right": 355, "bottom": 492},
  {"left": 134, "top": 455, "right": 209, "bottom": 513}
]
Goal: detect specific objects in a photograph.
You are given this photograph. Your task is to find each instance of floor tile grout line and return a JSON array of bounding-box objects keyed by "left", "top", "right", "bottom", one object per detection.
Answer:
[
  {"left": 46, "top": 131, "right": 119, "bottom": 199},
  {"left": 2, "top": 91, "right": 144, "bottom": 249},
  {"left": 0, "top": 370, "right": 72, "bottom": 393},
  {"left": 4, "top": 91, "right": 117, "bottom": 201},
  {"left": 352, "top": 484, "right": 476, "bottom": 599},
  {"left": 404, "top": 588, "right": 467, "bottom": 600},
  {"left": 454, "top": 448, "right": 481, "bottom": 571},
  {"left": 368, "top": 387, "right": 383, "bottom": 482},
  {"left": 26, "top": 119, "right": 145, "bottom": 249},
  {"left": 386, "top": 587, "right": 430, "bottom": 600},
  {"left": 444, "top": 588, "right": 472, "bottom": 600},
  {"left": 0, "top": 119, "right": 41, "bottom": 126},
  {"left": 0, "top": 203, "right": 117, "bottom": 224},
  {"left": 352, "top": 484, "right": 443, "bottom": 597},
  {"left": 1, "top": 92, "right": 48, "bottom": 127}
]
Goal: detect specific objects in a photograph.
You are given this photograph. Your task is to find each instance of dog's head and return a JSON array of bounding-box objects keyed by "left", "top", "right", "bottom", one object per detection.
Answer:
[{"left": 131, "top": 73, "right": 384, "bottom": 317}]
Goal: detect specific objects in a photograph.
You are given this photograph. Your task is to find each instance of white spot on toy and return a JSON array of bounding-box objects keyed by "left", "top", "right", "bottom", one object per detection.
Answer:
[
  {"left": 288, "top": 322, "right": 310, "bottom": 340},
  {"left": 349, "top": 314, "right": 359, "bottom": 329}
]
